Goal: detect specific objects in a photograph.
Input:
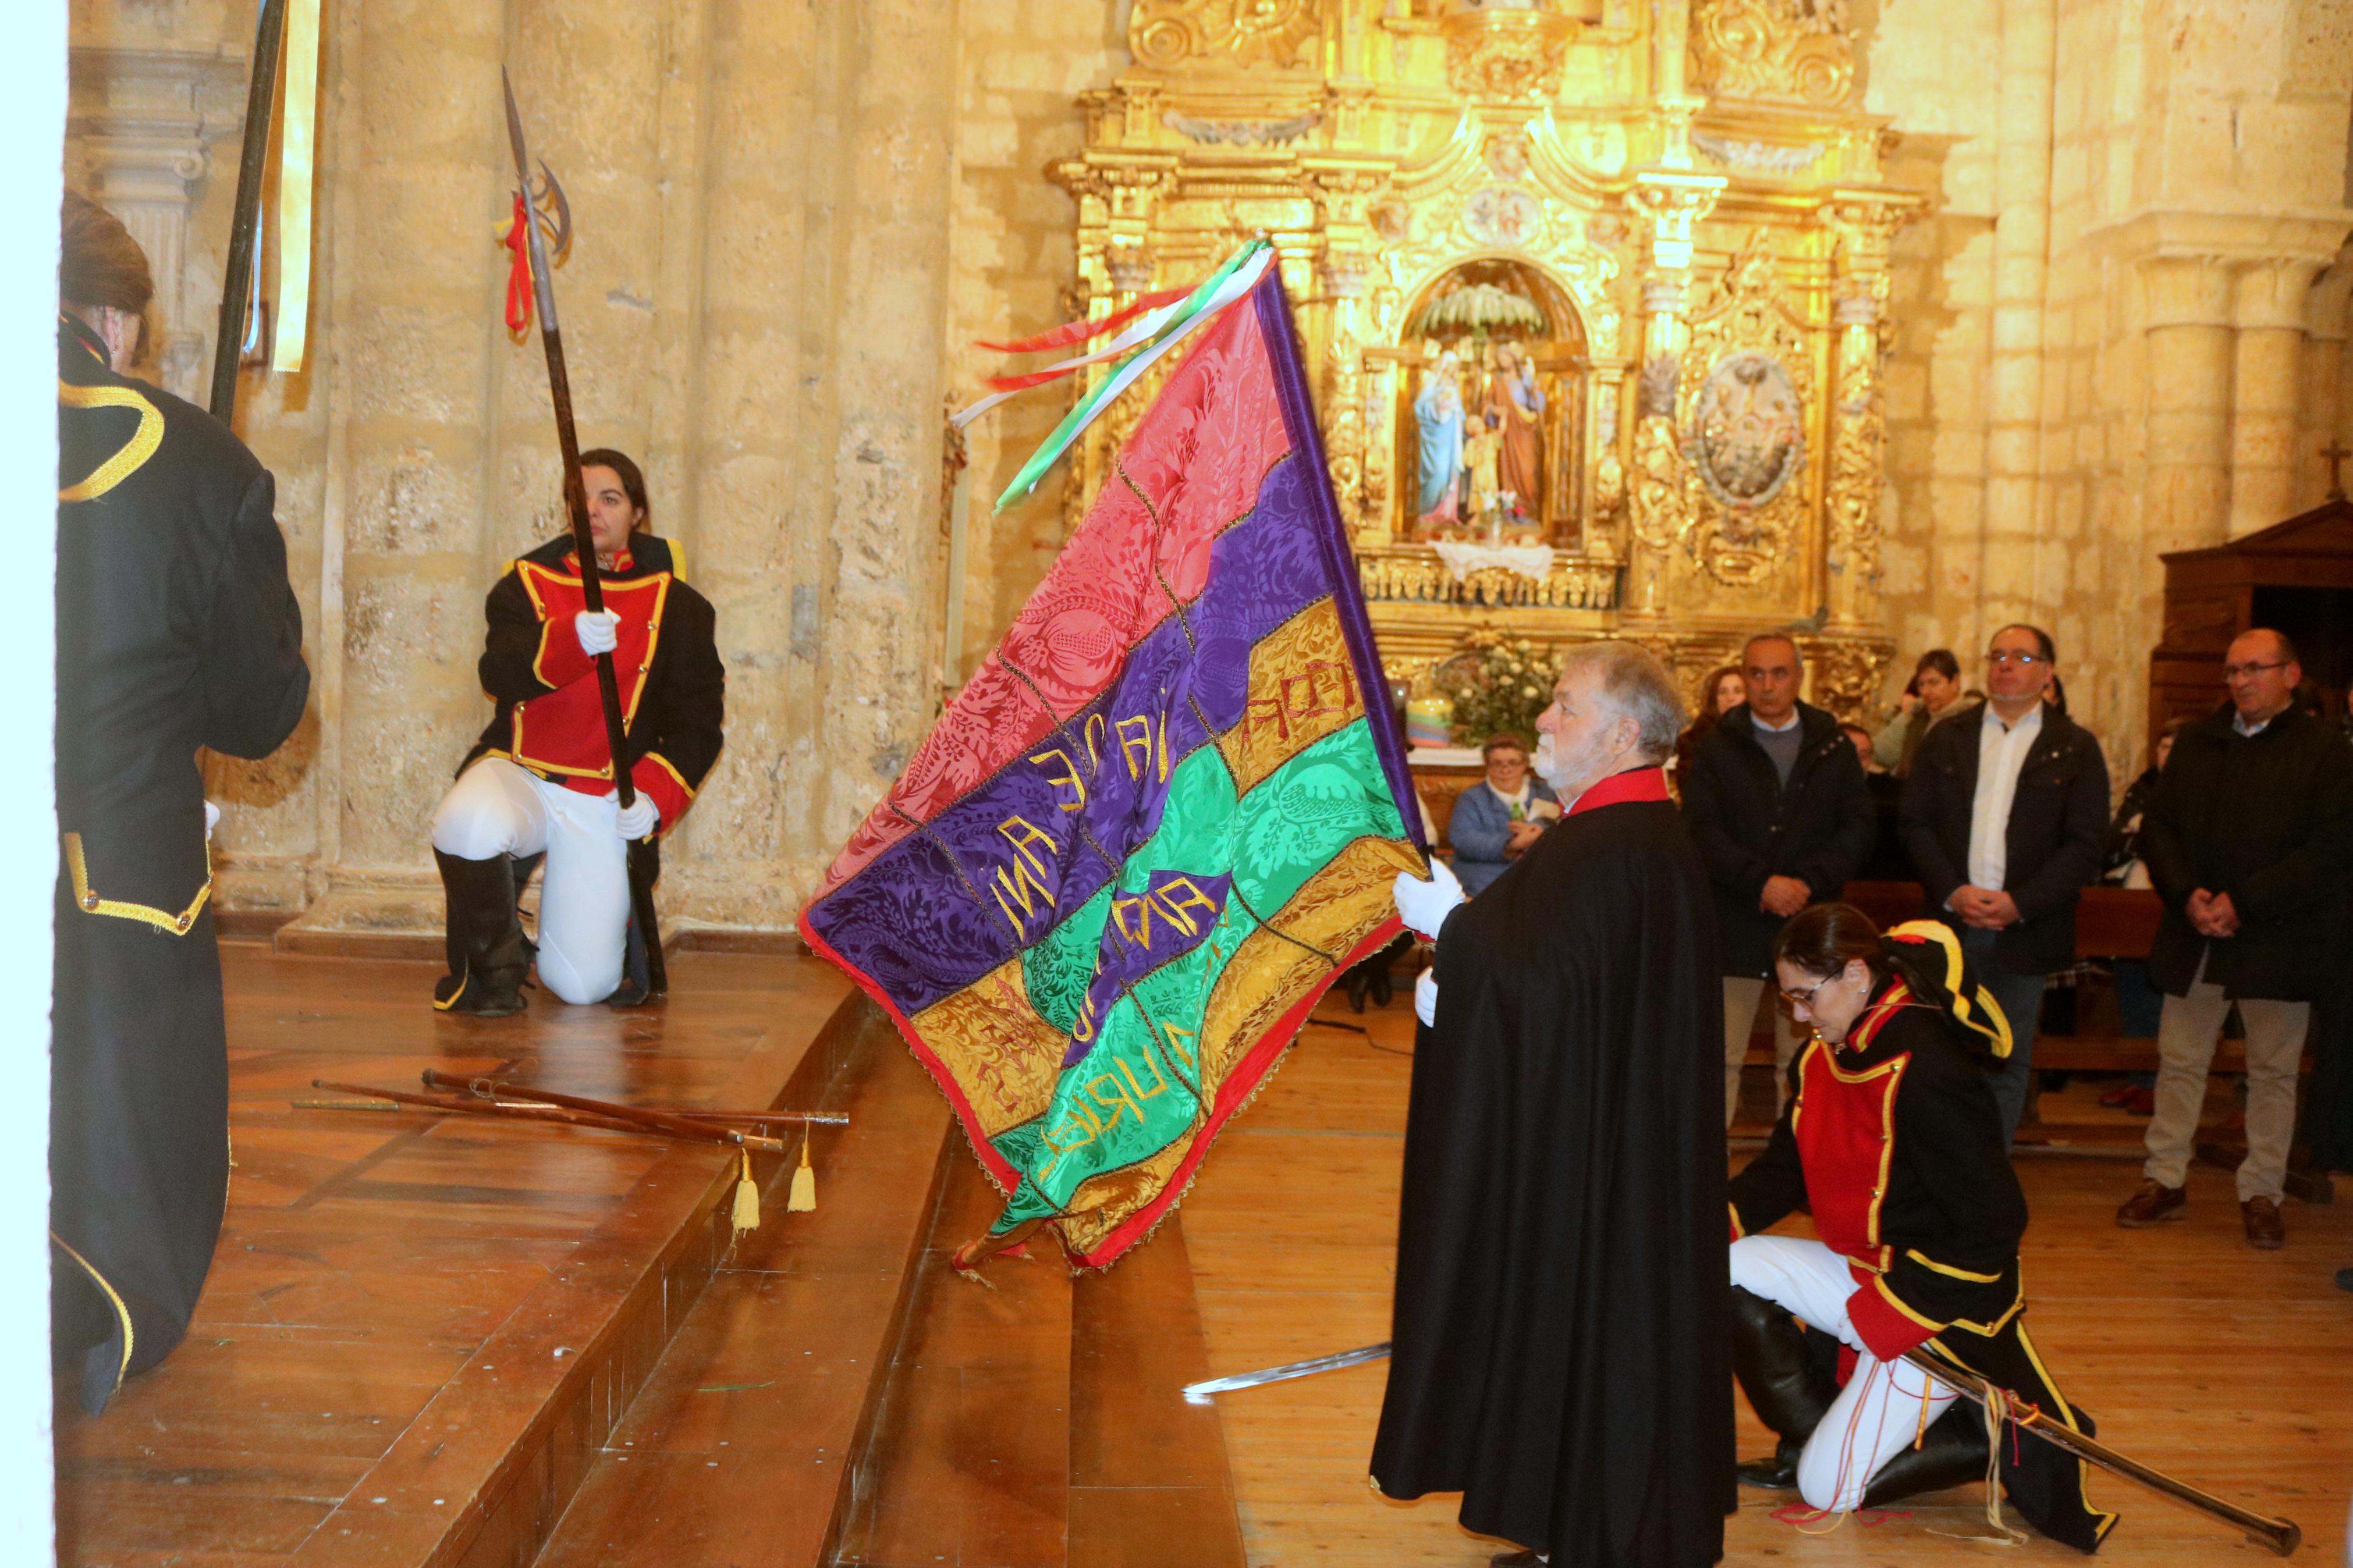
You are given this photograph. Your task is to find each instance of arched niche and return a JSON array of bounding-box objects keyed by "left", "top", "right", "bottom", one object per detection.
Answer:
[{"left": 1391, "top": 257, "right": 1588, "bottom": 546}]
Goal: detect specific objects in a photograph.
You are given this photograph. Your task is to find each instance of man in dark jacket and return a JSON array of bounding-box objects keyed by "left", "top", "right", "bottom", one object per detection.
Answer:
[
  {"left": 54, "top": 194, "right": 311, "bottom": 1414},
  {"left": 2117, "top": 630, "right": 2353, "bottom": 1249},
  {"left": 1900, "top": 625, "right": 2110, "bottom": 1143},
  {"left": 1682, "top": 633, "right": 1875, "bottom": 1126}
]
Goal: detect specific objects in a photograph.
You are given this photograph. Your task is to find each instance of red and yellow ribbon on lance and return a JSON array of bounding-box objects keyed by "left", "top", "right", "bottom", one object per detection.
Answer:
[{"left": 501, "top": 190, "right": 535, "bottom": 339}]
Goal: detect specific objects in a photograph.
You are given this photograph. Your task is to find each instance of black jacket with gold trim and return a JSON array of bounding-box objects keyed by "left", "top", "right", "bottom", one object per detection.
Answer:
[
  {"left": 460, "top": 532, "right": 723, "bottom": 829},
  {"left": 1729, "top": 982, "right": 2027, "bottom": 1357},
  {"left": 56, "top": 316, "right": 310, "bottom": 920}
]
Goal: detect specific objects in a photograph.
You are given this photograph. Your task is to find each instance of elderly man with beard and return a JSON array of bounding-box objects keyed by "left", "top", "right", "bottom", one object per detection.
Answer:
[{"left": 1372, "top": 642, "right": 1733, "bottom": 1568}]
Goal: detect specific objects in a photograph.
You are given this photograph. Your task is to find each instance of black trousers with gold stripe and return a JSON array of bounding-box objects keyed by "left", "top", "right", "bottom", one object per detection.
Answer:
[
  {"left": 1929, "top": 1312, "right": 2120, "bottom": 1553},
  {"left": 49, "top": 873, "right": 229, "bottom": 1416}
]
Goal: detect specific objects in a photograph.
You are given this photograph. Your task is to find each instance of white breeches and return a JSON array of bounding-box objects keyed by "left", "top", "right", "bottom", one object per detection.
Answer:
[
  {"left": 431, "top": 758, "right": 629, "bottom": 1005},
  {"left": 1730, "top": 1234, "right": 1962, "bottom": 1514}
]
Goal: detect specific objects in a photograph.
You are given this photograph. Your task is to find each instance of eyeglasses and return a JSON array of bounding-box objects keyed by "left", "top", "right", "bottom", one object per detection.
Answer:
[
  {"left": 1986, "top": 650, "right": 2045, "bottom": 666},
  {"left": 1779, "top": 975, "right": 1834, "bottom": 1010},
  {"left": 2222, "top": 661, "right": 2288, "bottom": 680}
]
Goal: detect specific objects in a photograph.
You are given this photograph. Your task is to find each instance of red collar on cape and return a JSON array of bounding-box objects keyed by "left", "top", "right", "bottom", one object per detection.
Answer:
[{"left": 1567, "top": 765, "right": 1669, "bottom": 817}]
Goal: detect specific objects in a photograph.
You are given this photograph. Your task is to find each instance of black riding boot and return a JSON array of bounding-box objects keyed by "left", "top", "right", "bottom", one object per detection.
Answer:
[
  {"left": 1728, "top": 1284, "right": 1836, "bottom": 1488},
  {"left": 1858, "top": 1400, "right": 1993, "bottom": 1507},
  {"left": 432, "top": 850, "right": 528, "bottom": 1017}
]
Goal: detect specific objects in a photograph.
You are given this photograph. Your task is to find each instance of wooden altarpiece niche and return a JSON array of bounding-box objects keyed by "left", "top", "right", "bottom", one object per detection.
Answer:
[
  {"left": 1049, "top": 0, "right": 1921, "bottom": 721},
  {"left": 2148, "top": 496, "right": 2353, "bottom": 739}
]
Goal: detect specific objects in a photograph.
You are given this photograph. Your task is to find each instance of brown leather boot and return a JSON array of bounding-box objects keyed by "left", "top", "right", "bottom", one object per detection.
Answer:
[
  {"left": 2241, "top": 1196, "right": 2285, "bottom": 1250},
  {"left": 2115, "top": 1179, "right": 2186, "bottom": 1227}
]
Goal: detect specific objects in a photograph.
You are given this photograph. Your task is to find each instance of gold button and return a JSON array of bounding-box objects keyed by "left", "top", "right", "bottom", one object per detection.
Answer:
[
  {"left": 175, "top": 914, "right": 191, "bottom": 931},
  {"left": 81, "top": 893, "right": 99, "bottom": 911}
]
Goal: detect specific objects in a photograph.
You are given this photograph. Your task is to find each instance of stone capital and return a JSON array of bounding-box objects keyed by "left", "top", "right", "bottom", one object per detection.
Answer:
[{"left": 2232, "top": 257, "right": 2331, "bottom": 334}]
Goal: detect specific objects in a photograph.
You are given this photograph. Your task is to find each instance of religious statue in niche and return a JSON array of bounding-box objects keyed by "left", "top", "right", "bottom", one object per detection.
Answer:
[
  {"left": 1484, "top": 343, "right": 1545, "bottom": 518},
  {"left": 1414, "top": 350, "right": 1469, "bottom": 525},
  {"left": 1688, "top": 351, "right": 1802, "bottom": 519},
  {"left": 1393, "top": 258, "right": 1586, "bottom": 543}
]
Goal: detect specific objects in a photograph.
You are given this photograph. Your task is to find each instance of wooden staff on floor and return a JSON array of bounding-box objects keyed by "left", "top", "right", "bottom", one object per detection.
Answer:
[{"left": 420, "top": 1069, "right": 785, "bottom": 1152}]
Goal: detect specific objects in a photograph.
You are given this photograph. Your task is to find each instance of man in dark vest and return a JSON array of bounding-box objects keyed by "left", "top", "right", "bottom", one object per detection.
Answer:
[
  {"left": 1681, "top": 632, "right": 1875, "bottom": 1126},
  {"left": 53, "top": 193, "right": 311, "bottom": 1413},
  {"left": 1374, "top": 641, "right": 1731, "bottom": 1568}
]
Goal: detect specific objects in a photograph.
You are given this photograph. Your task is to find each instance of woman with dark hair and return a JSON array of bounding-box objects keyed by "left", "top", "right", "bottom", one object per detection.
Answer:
[
  {"left": 1872, "top": 648, "right": 1969, "bottom": 777},
  {"left": 428, "top": 448, "right": 725, "bottom": 1012},
  {"left": 1672, "top": 664, "right": 1745, "bottom": 781},
  {"left": 52, "top": 193, "right": 311, "bottom": 1413},
  {"left": 1726, "top": 903, "right": 2114, "bottom": 1549}
]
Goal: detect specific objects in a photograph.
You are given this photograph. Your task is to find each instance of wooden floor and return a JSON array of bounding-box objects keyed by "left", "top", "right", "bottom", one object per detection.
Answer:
[
  {"left": 1184, "top": 995, "right": 2353, "bottom": 1566},
  {"left": 52, "top": 940, "right": 850, "bottom": 1567},
  {"left": 61, "top": 948, "right": 2353, "bottom": 1566}
]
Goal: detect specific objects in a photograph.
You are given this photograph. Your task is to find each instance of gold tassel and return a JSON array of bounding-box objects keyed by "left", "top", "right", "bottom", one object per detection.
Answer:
[
  {"left": 787, "top": 1127, "right": 817, "bottom": 1212},
  {"left": 730, "top": 1149, "right": 760, "bottom": 1233}
]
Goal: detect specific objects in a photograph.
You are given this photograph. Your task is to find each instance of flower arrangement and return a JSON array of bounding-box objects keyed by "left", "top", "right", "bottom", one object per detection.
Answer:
[{"left": 1433, "top": 637, "right": 1559, "bottom": 749}]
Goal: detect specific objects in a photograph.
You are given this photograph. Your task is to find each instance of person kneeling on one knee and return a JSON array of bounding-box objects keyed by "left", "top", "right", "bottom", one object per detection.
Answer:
[
  {"left": 1726, "top": 902, "right": 2116, "bottom": 1552},
  {"left": 430, "top": 448, "right": 725, "bottom": 1014}
]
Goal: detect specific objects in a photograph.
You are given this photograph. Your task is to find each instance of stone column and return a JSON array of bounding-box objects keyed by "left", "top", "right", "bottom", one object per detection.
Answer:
[
  {"left": 1979, "top": 0, "right": 2056, "bottom": 628},
  {"left": 279, "top": 0, "right": 516, "bottom": 941},
  {"left": 2228, "top": 258, "right": 2325, "bottom": 535},
  {"left": 2139, "top": 255, "right": 2235, "bottom": 558},
  {"left": 68, "top": 46, "right": 240, "bottom": 402},
  {"left": 2295, "top": 251, "right": 2351, "bottom": 511}
]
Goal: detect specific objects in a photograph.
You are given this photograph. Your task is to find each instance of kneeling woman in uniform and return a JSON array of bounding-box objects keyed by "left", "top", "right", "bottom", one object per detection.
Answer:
[
  {"left": 1727, "top": 903, "right": 2116, "bottom": 1552},
  {"left": 431, "top": 449, "right": 724, "bottom": 1012}
]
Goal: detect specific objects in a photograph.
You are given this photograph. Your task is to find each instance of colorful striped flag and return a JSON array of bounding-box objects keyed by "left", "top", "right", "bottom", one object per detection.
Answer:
[{"left": 799, "top": 263, "right": 1424, "bottom": 1268}]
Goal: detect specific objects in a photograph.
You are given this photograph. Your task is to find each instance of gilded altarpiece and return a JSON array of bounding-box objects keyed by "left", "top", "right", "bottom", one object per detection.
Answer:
[{"left": 1052, "top": 0, "right": 1918, "bottom": 719}]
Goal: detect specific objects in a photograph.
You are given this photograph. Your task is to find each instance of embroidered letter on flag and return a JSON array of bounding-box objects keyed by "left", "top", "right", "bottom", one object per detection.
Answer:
[{"left": 798, "top": 267, "right": 1425, "bottom": 1268}]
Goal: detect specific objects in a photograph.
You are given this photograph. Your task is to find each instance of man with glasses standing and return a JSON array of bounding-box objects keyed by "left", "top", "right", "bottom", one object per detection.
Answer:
[
  {"left": 1683, "top": 633, "right": 1875, "bottom": 1126},
  {"left": 2118, "top": 630, "right": 2353, "bottom": 1249},
  {"left": 1898, "top": 625, "right": 2109, "bottom": 1143}
]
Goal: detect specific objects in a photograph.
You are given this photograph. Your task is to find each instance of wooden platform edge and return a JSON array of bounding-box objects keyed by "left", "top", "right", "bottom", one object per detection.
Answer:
[
  {"left": 815, "top": 1106, "right": 964, "bottom": 1565},
  {"left": 285, "top": 986, "right": 875, "bottom": 1568}
]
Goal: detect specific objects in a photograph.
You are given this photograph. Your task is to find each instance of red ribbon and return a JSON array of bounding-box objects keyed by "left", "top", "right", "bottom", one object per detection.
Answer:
[
  {"left": 502, "top": 191, "right": 534, "bottom": 339},
  {"left": 973, "top": 283, "right": 1190, "bottom": 357}
]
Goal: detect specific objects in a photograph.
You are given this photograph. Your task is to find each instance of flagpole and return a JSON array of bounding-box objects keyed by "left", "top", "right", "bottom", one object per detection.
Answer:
[{"left": 209, "top": 0, "right": 289, "bottom": 422}]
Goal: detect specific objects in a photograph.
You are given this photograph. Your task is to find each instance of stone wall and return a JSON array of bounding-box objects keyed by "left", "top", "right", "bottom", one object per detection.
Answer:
[
  {"left": 72, "top": 0, "right": 960, "bottom": 939},
  {"left": 66, "top": 0, "right": 2353, "bottom": 934},
  {"left": 1869, "top": 0, "right": 2353, "bottom": 776}
]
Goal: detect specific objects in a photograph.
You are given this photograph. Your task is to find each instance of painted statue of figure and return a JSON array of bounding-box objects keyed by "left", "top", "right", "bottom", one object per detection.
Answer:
[
  {"left": 1414, "top": 350, "right": 1466, "bottom": 524},
  {"left": 1484, "top": 343, "right": 1545, "bottom": 520}
]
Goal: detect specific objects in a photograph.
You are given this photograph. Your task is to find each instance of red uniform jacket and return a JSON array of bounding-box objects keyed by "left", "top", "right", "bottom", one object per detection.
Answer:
[
  {"left": 463, "top": 533, "right": 724, "bottom": 830},
  {"left": 1729, "top": 980, "right": 2027, "bottom": 1360}
]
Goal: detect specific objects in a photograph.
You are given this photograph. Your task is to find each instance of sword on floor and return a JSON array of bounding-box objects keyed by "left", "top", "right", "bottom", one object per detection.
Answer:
[{"left": 1181, "top": 1342, "right": 2300, "bottom": 1558}]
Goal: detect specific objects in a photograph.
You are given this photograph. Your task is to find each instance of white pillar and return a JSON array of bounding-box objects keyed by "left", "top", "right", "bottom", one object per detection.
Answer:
[{"left": 0, "top": 8, "right": 64, "bottom": 1563}]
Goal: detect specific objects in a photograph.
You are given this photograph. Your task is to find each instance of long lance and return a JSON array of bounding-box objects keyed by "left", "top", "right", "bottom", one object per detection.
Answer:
[
  {"left": 208, "top": 0, "right": 289, "bottom": 422},
  {"left": 1181, "top": 1341, "right": 2300, "bottom": 1558},
  {"left": 501, "top": 69, "right": 667, "bottom": 994}
]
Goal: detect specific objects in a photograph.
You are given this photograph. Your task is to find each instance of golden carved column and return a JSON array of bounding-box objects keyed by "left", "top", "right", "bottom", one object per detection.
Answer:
[
  {"left": 1623, "top": 170, "right": 1722, "bottom": 619},
  {"left": 1824, "top": 200, "right": 1909, "bottom": 632},
  {"left": 1307, "top": 162, "right": 1387, "bottom": 544}
]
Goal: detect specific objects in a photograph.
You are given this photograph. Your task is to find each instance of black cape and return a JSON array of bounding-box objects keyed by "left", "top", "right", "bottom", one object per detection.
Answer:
[
  {"left": 1371, "top": 790, "right": 1734, "bottom": 1563},
  {"left": 53, "top": 317, "right": 310, "bottom": 1414}
]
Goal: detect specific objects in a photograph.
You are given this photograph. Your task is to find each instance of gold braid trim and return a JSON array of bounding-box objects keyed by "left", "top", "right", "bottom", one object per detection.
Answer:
[
  {"left": 58, "top": 381, "right": 165, "bottom": 502},
  {"left": 64, "top": 832, "right": 212, "bottom": 935}
]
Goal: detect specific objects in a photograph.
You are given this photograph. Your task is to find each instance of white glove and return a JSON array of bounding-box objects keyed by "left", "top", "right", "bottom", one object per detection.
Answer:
[
  {"left": 1393, "top": 859, "right": 1466, "bottom": 941},
  {"left": 204, "top": 801, "right": 220, "bottom": 842},
  {"left": 1414, "top": 965, "right": 1439, "bottom": 1027},
  {"left": 574, "top": 609, "right": 620, "bottom": 656},
  {"left": 615, "top": 793, "right": 659, "bottom": 840}
]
